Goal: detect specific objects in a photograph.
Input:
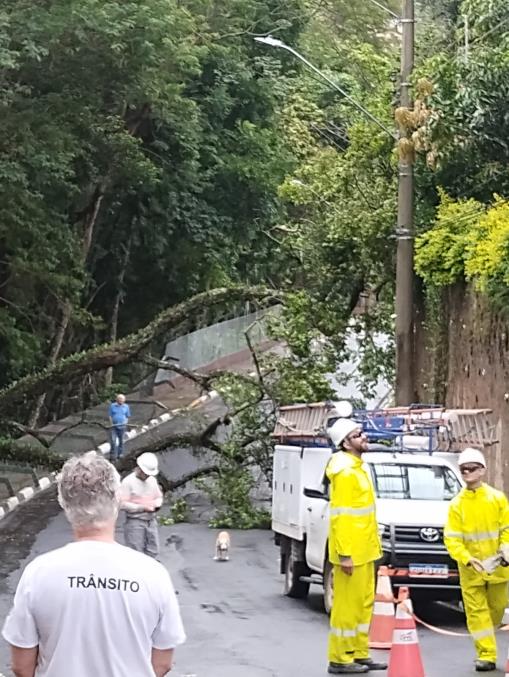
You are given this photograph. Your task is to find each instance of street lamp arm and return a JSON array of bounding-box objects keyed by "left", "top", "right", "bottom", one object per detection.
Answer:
[{"left": 254, "top": 38, "right": 397, "bottom": 140}]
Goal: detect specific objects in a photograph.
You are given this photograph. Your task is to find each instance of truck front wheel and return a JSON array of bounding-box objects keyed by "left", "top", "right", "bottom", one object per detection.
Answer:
[{"left": 284, "top": 549, "right": 310, "bottom": 599}]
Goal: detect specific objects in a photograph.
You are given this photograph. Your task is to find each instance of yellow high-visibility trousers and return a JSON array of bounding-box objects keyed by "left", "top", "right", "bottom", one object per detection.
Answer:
[
  {"left": 328, "top": 562, "right": 375, "bottom": 664},
  {"left": 461, "top": 579, "right": 508, "bottom": 663}
]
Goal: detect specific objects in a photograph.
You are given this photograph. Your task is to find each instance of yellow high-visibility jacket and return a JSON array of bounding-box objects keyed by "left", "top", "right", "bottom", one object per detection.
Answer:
[
  {"left": 444, "top": 483, "right": 509, "bottom": 584},
  {"left": 326, "top": 451, "right": 382, "bottom": 566}
]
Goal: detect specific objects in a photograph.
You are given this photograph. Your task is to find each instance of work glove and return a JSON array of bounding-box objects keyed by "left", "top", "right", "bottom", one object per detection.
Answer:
[
  {"left": 499, "top": 544, "right": 509, "bottom": 566},
  {"left": 481, "top": 554, "right": 502, "bottom": 575}
]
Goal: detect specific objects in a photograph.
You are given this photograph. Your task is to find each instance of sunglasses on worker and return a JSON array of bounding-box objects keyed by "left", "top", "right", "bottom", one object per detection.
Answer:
[
  {"left": 459, "top": 464, "right": 483, "bottom": 474},
  {"left": 347, "top": 431, "right": 364, "bottom": 441}
]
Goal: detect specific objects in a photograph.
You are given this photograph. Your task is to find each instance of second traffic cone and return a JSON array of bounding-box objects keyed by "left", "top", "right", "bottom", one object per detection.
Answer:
[
  {"left": 388, "top": 587, "right": 425, "bottom": 677},
  {"left": 369, "top": 566, "right": 395, "bottom": 649}
]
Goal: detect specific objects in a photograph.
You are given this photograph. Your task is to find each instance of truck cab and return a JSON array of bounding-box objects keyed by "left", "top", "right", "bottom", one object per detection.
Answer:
[{"left": 272, "top": 402, "right": 495, "bottom": 613}]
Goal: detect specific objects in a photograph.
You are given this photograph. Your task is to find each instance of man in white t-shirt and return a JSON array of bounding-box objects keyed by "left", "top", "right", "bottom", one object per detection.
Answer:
[
  {"left": 2, "top": 454, "right": 185, "bottom": 677},
  {"left": 120, "top": 452, "right": 163, "bottom": 558}
]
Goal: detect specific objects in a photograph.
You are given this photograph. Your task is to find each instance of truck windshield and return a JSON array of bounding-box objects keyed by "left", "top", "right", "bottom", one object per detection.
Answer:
[{"left": 370, "top": 463, "right": 461, "bottom": 500}]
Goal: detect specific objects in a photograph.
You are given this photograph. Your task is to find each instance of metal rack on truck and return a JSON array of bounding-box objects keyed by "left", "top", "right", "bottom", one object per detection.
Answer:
[{"left": 273, "top": 402, "right": 497, "bottom": 452}]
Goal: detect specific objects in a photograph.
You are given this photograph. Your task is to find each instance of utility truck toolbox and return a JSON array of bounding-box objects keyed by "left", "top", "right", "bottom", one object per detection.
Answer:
[{"left": 271, "top": 401, "right": 497, "bottom": 612}]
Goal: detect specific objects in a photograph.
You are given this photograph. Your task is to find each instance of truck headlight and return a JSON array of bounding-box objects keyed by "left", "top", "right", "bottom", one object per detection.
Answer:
[{"left": 378, "top": 523, "right": 388, "bottom": 538}]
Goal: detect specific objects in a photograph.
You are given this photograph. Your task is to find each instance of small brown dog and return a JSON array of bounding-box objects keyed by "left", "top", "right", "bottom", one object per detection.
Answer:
[{"left": 214, "top": 531, "right": 230, "bottom": 561}]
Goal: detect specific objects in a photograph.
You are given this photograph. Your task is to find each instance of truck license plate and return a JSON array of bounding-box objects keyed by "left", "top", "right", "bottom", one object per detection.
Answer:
[{"left": 409, "top": 563, "right": 449, "bottom": 578}]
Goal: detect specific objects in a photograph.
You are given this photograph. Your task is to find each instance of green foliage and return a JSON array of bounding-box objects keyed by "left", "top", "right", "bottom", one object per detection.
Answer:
[
  {"left": 0, "top": 0, "right": 303, "bottom": 402},
  {"left": 207, "top": 446, "right": 271, "bottom": 530},
  {"left": 158, "top": 497, "right": 189, "bottom": 525},
  {"left": 96, "top": 382, "right": 130, "bottom": 405}
]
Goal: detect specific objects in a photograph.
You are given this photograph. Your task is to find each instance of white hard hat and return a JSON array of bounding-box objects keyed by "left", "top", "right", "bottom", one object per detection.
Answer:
[
  {"left": 136, "top": 452, "right": 159, "bottom": 476},
  {"left": 331, "top": 400, "right": 354, "bottom": 418},
  {"left": 458, "top": 447, "right": 486, "bottom": 468},
  {"left": 328, "top": 418, "right": 361, "bottom": 449}
]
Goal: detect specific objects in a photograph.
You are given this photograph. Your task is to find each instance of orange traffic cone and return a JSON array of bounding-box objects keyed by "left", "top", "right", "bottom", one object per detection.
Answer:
[
  {"left": 369, "top": 566, "right": 395, "bottom": 649},
  {"left": 388, "top": 587, "right": 425, "bottom": 677}
]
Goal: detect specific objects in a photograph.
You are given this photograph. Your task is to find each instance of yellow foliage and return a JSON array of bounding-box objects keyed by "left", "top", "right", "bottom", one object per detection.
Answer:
[
  {"left": 464, "top": 198, "right": 509, "bottom": 290},
  {"left": 415, "top": 192, "right": 485, "bottom": 286},
  {"left": 416, "top": 193, "right": 509, "bottom": 302}
]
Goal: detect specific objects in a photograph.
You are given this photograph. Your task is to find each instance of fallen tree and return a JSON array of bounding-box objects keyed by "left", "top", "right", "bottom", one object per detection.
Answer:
[{"left": 0, "top": 284, "right": 280, "bottom": 417}]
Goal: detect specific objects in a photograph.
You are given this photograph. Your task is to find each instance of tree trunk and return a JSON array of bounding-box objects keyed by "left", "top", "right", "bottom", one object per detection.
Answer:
[
  {"left": 30, "top": 104, "right": 153, "bottom": 422},
  {"left": 28, "top": 301, "right": 73, "bottom": 427},
  {"left": 29, "top": 185, "right": 107, "bottom": 426},
  {"left": 105, "top": 225, "right": 134, "bottom": 388}
]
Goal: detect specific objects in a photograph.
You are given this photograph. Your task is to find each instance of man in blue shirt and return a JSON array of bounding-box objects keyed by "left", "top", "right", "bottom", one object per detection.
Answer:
[{"left": 109, "top": 393, "right": 131, "bottom": 460}]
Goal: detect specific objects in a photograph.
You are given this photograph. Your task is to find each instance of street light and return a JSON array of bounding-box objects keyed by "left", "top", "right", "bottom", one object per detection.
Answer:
[
  {"left": 254, "top": 37, "right": 396, "bottom": 140},
  {"left": 255, "top": 20, "right": 416, "bottom": 405}
]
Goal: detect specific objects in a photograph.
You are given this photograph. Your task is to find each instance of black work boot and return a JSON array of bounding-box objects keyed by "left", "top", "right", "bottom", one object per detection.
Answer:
[
  {"left": 474, "top": 660, "right": 496, "bottom": 672},
  {"left": 355, "top": 657, "right": 388, "bottom": 670},
  {"left": 328, "top": 663, "right": 369, "bottom": 674}
]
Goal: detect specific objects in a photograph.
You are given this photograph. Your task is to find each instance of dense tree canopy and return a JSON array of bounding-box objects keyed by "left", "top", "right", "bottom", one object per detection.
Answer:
[
  {"left": 0, "top": 0, "right": 303, "bottom": 394},
  {"left": 0, "top": 0, "right": 403, "bottom": 425},
  {"left": 5, "top": 0, "right": 508, "bottom": 427}
]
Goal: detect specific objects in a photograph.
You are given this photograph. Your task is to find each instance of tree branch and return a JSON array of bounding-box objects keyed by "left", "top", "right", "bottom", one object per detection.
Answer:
[
  {"left": 140, "top": 356, "right": 227, "bottom": 390},
  {"left": 164, "top": 464, "right": 219, "bottom": 492},
  {"left": 4, "top": 421, "right": 51, "bottom": 448},
  {"left": 0, "top": 285, "right": 281, "bottom": 415}
]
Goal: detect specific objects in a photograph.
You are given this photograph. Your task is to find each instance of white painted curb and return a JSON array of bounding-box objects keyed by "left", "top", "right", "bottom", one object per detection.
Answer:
[
  {"left": 18, "top": 487, "right": 34, "bottom": 501},
  {"left": 5, "top": 496, "right": 19, "bottom": 511},
  {"left": 0, "top": 393, "right": 218, "bottom": 522}
]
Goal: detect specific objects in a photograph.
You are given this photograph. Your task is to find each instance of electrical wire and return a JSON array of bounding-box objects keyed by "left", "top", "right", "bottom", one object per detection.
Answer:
[{"left": 468, "top": 13, "right": 509, "bottom": 46}]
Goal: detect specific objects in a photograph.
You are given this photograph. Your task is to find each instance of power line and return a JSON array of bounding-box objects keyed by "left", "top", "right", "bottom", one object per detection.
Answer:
[{"left": 469, "top": 13, "right": 509, "bottom": 46}]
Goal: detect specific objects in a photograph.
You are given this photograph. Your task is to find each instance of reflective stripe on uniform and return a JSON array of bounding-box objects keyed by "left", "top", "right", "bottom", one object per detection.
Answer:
[
  {"left": 330, "top": 627, "right": 357, "bottom": 638},
  {"left": 471, "top": 627, "right": 494, "bottom": 640},
  {"left": 444, "top": 531, "right": 463, "bottom": 539},
  {"left": 444, "top": 530, "right": 499, "bottom": 542},
  {"left": 464, "top": 531, "right": 499, "bottom": 541},
  {"left": 330, "top": 622, "right": 369, "bottom": 638},
  {"left": 330, "top": 505, "right": 375, "bottom": 517}
]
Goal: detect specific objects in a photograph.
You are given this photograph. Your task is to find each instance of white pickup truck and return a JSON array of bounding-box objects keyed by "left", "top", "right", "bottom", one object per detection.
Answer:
[{"left": 272, "top": 442, "right": 464, "bottom": 613}]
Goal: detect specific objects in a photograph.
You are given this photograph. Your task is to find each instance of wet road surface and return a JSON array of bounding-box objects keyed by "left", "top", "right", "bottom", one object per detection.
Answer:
[{"left": 0, "top": 493, "right": 506, "bottom": 676}]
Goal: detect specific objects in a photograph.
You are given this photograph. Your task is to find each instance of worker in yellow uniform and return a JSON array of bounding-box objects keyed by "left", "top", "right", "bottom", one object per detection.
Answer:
[
  {"left": 444, "top": 447, "right": 509, "bottom": 673},
  {"left": 325, "top": 418, "right": 386, "bottom": 674}
]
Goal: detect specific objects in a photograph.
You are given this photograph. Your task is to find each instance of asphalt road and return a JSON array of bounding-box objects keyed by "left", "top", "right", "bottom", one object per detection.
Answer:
[{"left": 0, "top": 493, "right": 507, "bottom": 677}]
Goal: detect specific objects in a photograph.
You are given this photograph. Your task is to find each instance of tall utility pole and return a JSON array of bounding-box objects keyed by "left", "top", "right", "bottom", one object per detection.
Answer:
[{"left": 395, "top": 0, "right": 415, "bottom": 405}]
